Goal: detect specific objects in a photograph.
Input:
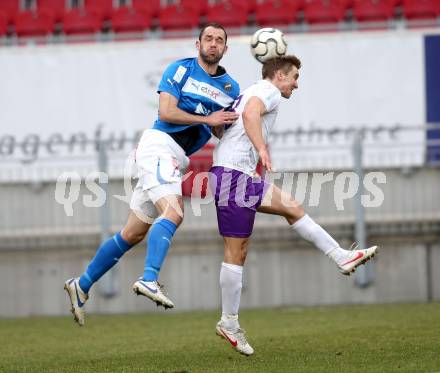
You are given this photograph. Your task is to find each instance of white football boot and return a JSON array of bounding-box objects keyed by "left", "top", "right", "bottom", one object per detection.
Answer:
[
  {"left": 132, "top": 279, "right": 174, "bottom": 309},
  {"left": 332, "top": 245, "right": 378, "bottom": 275},
  {"left": 64, "top": 278, "right": 88, "bottom": 326},
  {"left": 216, "top": 321, "right": 254, "bottom": 356}
]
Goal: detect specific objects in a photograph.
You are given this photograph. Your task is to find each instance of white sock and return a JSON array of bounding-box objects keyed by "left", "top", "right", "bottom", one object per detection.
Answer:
[
  {"left": 220, "top": 262, "right": 243, "bottom": 330},
  {"left": 292, "top": 214, "right": 347, "bottom": 261}
]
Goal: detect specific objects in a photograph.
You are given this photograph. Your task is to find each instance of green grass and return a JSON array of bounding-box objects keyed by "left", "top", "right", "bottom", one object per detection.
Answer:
[{"left": 1, "top": 303, "right": 440, "bottom": 373}]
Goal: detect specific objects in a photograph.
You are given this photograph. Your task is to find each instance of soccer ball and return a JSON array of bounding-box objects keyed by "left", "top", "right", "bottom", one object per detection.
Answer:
[{"left": 250, "top": 28, "right": 288, "bottom": 63}]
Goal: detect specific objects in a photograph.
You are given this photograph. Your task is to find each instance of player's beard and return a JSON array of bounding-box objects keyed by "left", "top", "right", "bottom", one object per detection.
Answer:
[{"left": 199, "top": 47, "right": 224, "bottom": 65}]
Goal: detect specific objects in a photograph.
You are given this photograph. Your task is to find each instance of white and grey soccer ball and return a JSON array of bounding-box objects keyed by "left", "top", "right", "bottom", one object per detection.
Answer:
[{"left": 250, "top": 28, "right": 288, "bottom": 63}]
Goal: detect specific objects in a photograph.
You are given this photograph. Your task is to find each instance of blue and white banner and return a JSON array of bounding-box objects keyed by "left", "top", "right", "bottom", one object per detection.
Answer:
[{"left": 0, "top": 28, "right": 438, "bottom": 181}]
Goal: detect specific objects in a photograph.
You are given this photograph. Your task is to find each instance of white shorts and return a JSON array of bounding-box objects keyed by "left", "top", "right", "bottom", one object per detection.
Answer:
[{"left": 129, "top": 129, "right": 189, "bottom": 223}]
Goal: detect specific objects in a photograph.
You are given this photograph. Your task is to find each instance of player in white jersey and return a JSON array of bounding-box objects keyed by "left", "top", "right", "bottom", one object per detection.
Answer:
[
  {"left": 213, "top": 78, "right": 280, "bottom": 175},
  {"left": 210, "top": 56, "right": 378, "bottom": 356}
]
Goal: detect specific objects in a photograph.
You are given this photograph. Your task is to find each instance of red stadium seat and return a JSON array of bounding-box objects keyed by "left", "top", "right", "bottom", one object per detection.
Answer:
[
  {"left": 37, "top": 0, "right": 66, "bottom": 22},
  {"left": 353, "top": 0, "right": 395, "bottom": 22},
  {"left": 304, "top": 0, "right": 347, "bottom": 24},
  {"left": 240, "top": 0, "right": 258, "bottom": 13},
  {"left": 0, "top": 0, "right": 19, "bottom": 23},
  {"left": 403, "top": 0, "right": 440, "bottom": 20},
  {"left": 111, "top": 6, "right": 152, "bottom": 33},
  {"left": 85, "top": 0, "right": 113, "bottom": 20},
  {"left": 133, "top": 0, "right": 160, "bottom": 17},
  {"left": 158, "top": 4, "right": 200, "bottom": 30},
  {"left": 285, "top": 0, "right": 308, "bottom": 10},
  {"left": 341, "top": 0, "right": 355, "bottom": 8},
  {"left": 14, "top": 10, "right": 55, "bottom": 36},
  {"left": 221, "top": 0, "right": 259, "bottom": 13},
  {"left": 209, "top": 0, "right": 258, "bottom": 13},
  {"left": 206, "top": 2, "right": 248, "bottom": 27},
  {"left": 182, "top": 0, "right": 209, "bottom": 15},
  {"left": 255, "top": 0, "right": 300, "bottom": 26},
  {"left": 182, "top": 144, "right": 214, "bottom": 198},
  {"left": 0, "top": 12, "right": 7, "bottom": 35},
  {"left": 63, "top": 8, "right": 102, "bottom": 35}
]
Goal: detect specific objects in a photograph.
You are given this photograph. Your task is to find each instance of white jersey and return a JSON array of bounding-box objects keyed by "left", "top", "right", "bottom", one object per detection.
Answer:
[{"left": 213, "top": 79, "right": 281, "bottom": 175}]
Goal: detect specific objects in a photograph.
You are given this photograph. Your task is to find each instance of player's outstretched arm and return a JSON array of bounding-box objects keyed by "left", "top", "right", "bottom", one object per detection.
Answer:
[
  {"left": 242, "top": 97, "right": 273, "bottom": 172},
  {"left": 159, "top": 92, "right": 238, "bottom": 127}
]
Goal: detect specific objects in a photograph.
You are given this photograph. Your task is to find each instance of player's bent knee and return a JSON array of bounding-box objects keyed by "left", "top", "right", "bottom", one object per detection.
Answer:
[
  {"left": 171, "top": 213, "right": 184, "bottom": 227},
  {"left": 155, "top": 195, "right": 184, "bottom": 227},
  {"left": 121, "top": 227, "right": 148, "bottom": 245},
  {"left": 161, "top": 206, "right": 184, "bottom": 226}
]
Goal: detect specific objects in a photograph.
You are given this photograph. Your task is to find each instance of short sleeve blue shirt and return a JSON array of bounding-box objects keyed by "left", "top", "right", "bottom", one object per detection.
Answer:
[{"left": 153, "top": 58, "right": 240, "bottom": 156}]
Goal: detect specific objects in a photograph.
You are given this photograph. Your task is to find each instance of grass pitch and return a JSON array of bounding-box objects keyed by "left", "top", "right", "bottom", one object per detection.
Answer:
[{"left": 1, "top": 303, "right": 439, "bottom": 373}]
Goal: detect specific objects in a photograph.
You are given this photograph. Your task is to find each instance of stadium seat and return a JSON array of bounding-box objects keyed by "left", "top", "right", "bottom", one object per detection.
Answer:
[
  {"left": 240, "top": 0, "right": 258, "bottom": 13},
  {"left": 209, "top": 0, "right": 259, "bottom": 12},
  {"left": 0, "top": 12, "right": 7, "bottom": 35},
  {"left": 37, "top": 0, "right": 66, "bottom": 22},
  {"left": 221, "top": 0, "right": 259, "bottom": 13},
  {"left": 158, "top": 4, "right": 200, "bottom": 30},
  {"left": 304, "top": 0, "right": 347, "bottom": 24},
  {"left": 0, "top": 0, "right": 19, "bottom": 23},
  {"left": 14, "top": 10, "right": 55, "bottom": 36},
  {"left": 353, "top": 0, "right": 395, "bottom": 22},
  {"left": 206, "top": 1, "right": 249, "bottom": 27},
  {"left": 286, "top": 0, "right": 308, "bottom": 10},
  {"left": 62, "top": 8, "right": 103, "bottom": 35},
  {"left": 182, "top": 144, "right": 214, "bottom": 198},
  {"left": 255, "top": 0, "right": 300, "bottom": 26},
  {"left": 133, "top": 0, "right": 160, "bottom": 17},
  {"left": 85, "top": 0, "right": 113, "bottom": 20},
  {"left": 111, "top": 6, "right": 152, "bottom": 33},
  {"left": 340, "top": 0, "right": 355, "bottom": 8},
  {"left": 182, "top": 0, "right": 209, "bottom": 15},
  {"left": 403, "top": 0, "right": 439, "bottom": 20}
]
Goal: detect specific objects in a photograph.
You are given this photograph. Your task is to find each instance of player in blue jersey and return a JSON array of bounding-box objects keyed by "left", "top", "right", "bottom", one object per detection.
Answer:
[{"left": 64, "top": 23, "right": 240, "bottom": 326}]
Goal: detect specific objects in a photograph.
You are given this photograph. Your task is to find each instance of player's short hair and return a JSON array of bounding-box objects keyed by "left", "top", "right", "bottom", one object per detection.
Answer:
[
  {"left": 199, "top": 23, "right": 228, "bottom": 44},
  {"left": 262, "top": 55, "right": 302, "bottom": 79}
]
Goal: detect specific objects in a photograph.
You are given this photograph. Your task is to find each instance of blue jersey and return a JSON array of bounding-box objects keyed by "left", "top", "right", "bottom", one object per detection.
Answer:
[{"left": 153, "top": 57, "right": 240, "bottom": 156}]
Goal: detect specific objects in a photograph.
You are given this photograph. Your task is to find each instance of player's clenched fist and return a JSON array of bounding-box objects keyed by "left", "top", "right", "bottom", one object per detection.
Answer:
[{"left": 206, "top": 108, "right": 239, "bottom": 127}]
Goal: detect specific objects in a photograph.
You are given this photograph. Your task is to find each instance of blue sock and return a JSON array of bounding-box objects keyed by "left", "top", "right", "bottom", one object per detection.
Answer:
[
  {"left": 143, "top": 218, "right": 177, "bottom": 281},
  {"left": 79, "top": 232, "right": 133, "bottom": 294}
]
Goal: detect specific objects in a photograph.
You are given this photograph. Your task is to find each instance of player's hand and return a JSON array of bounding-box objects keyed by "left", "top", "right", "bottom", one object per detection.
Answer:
[
  {"left": 206, "top": 109, "right": 239, "bottom": 127},
  {"left": 258, "top": 147, "right": 273, "bottom": 172}
]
